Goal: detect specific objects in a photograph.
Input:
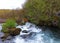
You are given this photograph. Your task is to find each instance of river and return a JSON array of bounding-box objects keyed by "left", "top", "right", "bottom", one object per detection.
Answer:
[{"left": 0, "top": 22, "right": 60, "bottom": 43}]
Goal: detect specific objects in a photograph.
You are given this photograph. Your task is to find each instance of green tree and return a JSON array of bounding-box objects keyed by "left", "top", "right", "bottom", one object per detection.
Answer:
[{"left": 23, "top": 0, "right": 60, "bottom": 27}]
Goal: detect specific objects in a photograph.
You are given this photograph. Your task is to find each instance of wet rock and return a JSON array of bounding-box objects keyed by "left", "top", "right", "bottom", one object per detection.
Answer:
[
  {"left": 29, "top": 32, "right": 36, "bottom": 37},
  {"left": 1, "top": 28, "right": 21, "bottom": 41},
  {"left": 6, "top": 36, "right": 13, "bottom": 40},
  {"left": 8, "top": 28, "right": 21, "bottom": 36},
  {"left": 22, "top": 30, "right": 28, "bottom": 33},
  {"left": 0, "top": 32, "right": 4, "bottom": 38},
  {"left": 20, "top": 32, "right": 36, "bottom": 39},
  {"left": 1, "top": 33, "right": 10, "bottom": 41},
  {"left": 20, "top": 34, "right": 29, "bottom": 38}
]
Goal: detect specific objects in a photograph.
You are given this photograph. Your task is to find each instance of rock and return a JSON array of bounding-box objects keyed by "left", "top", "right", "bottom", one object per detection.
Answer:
[
  {"left": 22, "top": 30, "right": 28, "bottom": 33},
  {"left": 56, "top": 11, "right": 60, "bottom": 17},
  {"left": 1, "top": 28, "right": 21, "bottom": 41},
  {"left": 20, "top": 32, "right": 36, "bottom": 39},
  {"left": 16, "top": 18, "right": 28, "bottom": 25},
  {"left": 52, "top": 20, "right": 58, "bottom": 27},
  {"left": 20, "top": 34, "right": 29, "bottom": 38},
  {"left": 6, "top": 36, "right": 13, "bottom": 40},
  {"left": 8, "top": 28, "right": 21, "bottom": 36},
  {"left": 1, "top": 33, "right": 10, "bottom": 41},
  {"left": 22, "top": 18, "right": 28, "bottom": 23}
]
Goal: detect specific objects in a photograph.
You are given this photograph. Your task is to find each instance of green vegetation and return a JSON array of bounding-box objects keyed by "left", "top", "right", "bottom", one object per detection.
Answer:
[
  {"left": 1, "top": 19, "right": 21, "bottom": 40},
  {"left": 0, "top": 0, "right": 60, "bottom": 28},
  {"left": 1, "top": 19, "right": 16, "bottom": 33},
  {"left": 23, "top": 0, "right": 60, "bottom": 28}
]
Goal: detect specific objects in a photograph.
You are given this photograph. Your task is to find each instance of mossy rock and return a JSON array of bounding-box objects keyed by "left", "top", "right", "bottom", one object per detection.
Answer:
[
  {"left": 1, "top": 28, "right": 21, "bottom": 41},
  {"left": 8, "top": 28, "right": 21, "bottom": 36}
]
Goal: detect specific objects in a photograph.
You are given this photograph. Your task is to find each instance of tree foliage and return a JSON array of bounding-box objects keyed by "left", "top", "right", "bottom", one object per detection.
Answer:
[{"left": 24, "top": 0, "right": 60, "bottom": 27}]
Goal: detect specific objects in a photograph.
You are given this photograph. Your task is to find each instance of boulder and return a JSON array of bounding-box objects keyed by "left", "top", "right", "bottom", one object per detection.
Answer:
[
  {"left": 1, "top": 28, "right": 21, "bottom": 41},
  {"left": 8, "top": 28, "right": 21, "bottom": 36}
]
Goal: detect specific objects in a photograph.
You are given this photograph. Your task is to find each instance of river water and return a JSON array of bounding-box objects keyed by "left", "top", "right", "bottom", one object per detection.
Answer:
[{"left": 0, "top": 22, "right": 60, "bottom": 43}]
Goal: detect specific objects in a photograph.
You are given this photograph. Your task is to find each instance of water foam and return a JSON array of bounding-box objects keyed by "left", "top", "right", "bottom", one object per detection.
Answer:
[{"left": 14, "top": 22, "right": 54, "bottom": 43}]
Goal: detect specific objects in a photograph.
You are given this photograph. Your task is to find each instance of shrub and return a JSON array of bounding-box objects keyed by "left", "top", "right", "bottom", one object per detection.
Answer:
[{"left": 1, "top": 19, "right": 16, "bottom": 33}]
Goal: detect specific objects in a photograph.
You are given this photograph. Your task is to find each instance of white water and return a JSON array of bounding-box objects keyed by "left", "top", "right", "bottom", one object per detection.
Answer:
[
  {"left": 13, "top": 22, "right": 55, "bottom": 43},
  {"left": 0, "top": 22, "right": 60, "bottom": 43}
]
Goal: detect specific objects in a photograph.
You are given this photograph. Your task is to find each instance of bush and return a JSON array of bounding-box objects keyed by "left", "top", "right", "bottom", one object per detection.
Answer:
[{"left": 1, "top": 19, "right": 16, "bottom": 33}]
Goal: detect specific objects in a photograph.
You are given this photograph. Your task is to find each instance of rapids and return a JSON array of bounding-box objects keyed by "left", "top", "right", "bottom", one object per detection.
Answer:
[
  {"left": 13, "top": 22, "right": 55, "bottom": 43},
  {"left": 0, "top": 22, "right": 60, "bottom": 43}
]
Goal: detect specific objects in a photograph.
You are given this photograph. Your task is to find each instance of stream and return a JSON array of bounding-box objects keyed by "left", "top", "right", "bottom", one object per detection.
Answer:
[{"left": 0, "top": 22, "right": 60, "bottom": 43}]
